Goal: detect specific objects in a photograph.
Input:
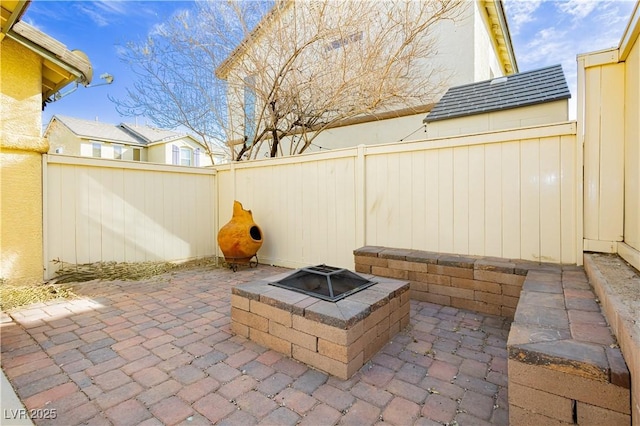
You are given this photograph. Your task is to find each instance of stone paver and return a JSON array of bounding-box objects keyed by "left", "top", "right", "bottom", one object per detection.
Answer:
[{"left": 1, "top": 264, "right": 511, "bottom": 425}]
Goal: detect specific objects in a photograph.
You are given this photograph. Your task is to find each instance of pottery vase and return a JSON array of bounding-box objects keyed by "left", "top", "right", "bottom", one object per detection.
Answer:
[{"left": 217, "top": 201, "right": 263, "bottom": 263}]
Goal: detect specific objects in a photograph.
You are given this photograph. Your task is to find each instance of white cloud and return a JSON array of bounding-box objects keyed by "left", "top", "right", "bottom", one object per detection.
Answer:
[
  {"left": 507, "top": 0, "right": 636, "bottom": 119},
  {"left": 77, "top": 4, "right": 110, "bottom": 27},
  {"left": 503, "top": 0, "right": 544, "bottom": 35},
  {"left": 92, "top": 0, "right": 128, "bottom": 16},
  {"left": 556, "top": 0, "right": 598, "bottom": 20},
  {"left": 77, "top": 0, "right": 160, "bottom": 27},
  {"left": 519, "top": 26, "right": 571, "bottom": 68}
]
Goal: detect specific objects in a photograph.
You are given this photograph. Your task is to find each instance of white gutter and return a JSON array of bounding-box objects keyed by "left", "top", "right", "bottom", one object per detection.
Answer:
[{"left": 6, "top": 21, "right": 92, "bottom": 85}]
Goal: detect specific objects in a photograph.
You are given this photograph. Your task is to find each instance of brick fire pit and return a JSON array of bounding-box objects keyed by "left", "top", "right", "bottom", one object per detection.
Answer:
[{"left": 231, "top": 270, "right": 410, "bottom": 379}]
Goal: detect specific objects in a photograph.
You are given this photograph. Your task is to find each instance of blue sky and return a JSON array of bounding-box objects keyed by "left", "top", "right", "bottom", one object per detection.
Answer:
[{"left": 24, "top": 0, "right": 637, "bottom": 130}]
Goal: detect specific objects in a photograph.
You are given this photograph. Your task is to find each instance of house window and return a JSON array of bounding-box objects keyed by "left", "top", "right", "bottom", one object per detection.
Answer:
[
  {"left": 172, "top": 145, "right": 179, "bottom": 165},
  {"left": 326, "top": 31, "right": 363, "bottom": 51},
  {"left": 180, "top": 147, "right": 192, "bottom": 166},
  {"left": 244, "top": 75, "right": 256, "bottom": 146},
  {"left": 195, "top": 148, "right": 201, "bottom": 167},
  {"left": 114, "top": 145, "right": 123, "bottom": 160},
  {"left": 133, "top": 148, "right": 141, "bottom": 162},
  {"left": 92, "top": 142, "right": 102, "bottom": 158}
]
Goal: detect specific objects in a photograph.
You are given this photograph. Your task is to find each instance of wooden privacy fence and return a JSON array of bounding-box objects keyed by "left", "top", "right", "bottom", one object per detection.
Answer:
[
  {"left": 216, "top": 121, "right": 579, "bottom": 269},
  {"left": 43, "top": 155, "right": 217, "bottom": 279}
]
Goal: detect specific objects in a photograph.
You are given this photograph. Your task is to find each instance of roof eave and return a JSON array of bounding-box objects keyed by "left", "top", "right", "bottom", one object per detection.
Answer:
[
  {"left": 215, "top": 0, "right": 292, "bottom": 80},
  {"left": 0, "top": 0, "right": 30, "bottom": 41},
  {"left": 494, "top": 0, "right": 518, "bottom": 74},
  {"left": 6, "top": 20, "right": 93, "bottom": 99},
  {"left": 619, "top": 0, "right": 640, "bottom": 61}
]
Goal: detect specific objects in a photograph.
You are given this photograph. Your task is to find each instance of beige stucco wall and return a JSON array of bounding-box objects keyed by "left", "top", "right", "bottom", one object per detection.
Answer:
[
  {"left": 147, "top": 138, "right": 213, "bottom": 166},
  {"left": 0, "top": 39, "right": 46, "bottom": 284},
  {"left": 299, "top": 112, "right": 429, "bottom": 153},
  {"left": 46, "top": 120, "right": 83, "bottom": 156},
  {"left": 425, "top": 100, "right": 569, "bottom": 138},
  {"left": 79, "top": 142, "right": 147, "bottom": 162},
  {"left": 47, "top": 125, "right": 147, "bottom": 162}
]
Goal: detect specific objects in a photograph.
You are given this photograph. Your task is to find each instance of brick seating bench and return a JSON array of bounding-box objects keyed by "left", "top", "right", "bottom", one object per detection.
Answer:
[
  {"left": 507, "top": 266, "right": 631, "bottom": 424},
  {"left": 354, "top": 247, "right": 632, "bottom": 424}
]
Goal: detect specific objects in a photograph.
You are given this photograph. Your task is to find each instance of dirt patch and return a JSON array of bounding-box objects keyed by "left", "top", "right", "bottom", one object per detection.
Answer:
[
  {"left": 588, "top": 253, "right": 639, "bottom": 322},
  {"left": 50, "top": 257, "right": 221, "bottom": 284},
  {"left": 1, "top": 258, "right": 221, "bottom": 311},
  {"left": 0, "top": 283, "right": 76, "bottom": 311}
]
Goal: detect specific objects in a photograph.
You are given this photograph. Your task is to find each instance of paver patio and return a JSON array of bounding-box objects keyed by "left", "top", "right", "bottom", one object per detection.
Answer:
[{"left": 1, "top": 264, "right": 510, "bottom": 425}]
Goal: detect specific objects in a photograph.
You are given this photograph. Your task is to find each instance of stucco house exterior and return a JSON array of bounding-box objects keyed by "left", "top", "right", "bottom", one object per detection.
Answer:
[
  {"left": 216, "top": 0, "right": 518, "bottom": 159},
  {"left": 423, "top": 64, "right": 571, "bottom": 137},
  {"left": 45, "top": 115, "right": 227, "bottom": 166},
  {"left": 1, "top": 1, "right": 93, "bottom": 285}
]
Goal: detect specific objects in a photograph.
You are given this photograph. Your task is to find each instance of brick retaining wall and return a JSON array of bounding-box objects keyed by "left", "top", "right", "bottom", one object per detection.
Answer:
[{"left": 354, "top": 246, "right": 534, "bottom": 319}]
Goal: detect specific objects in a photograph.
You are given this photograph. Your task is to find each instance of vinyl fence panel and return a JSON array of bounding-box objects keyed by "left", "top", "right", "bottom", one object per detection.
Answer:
[
  {"left": 44, "top": 155, "right": 217, "bottom": 279},
  {"left": 216, "top": 122, "right": 578, "bottom": 269}
]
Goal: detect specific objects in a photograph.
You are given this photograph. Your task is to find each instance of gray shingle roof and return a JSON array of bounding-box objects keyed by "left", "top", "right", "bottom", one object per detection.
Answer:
[
  {"left": 53, "top": 115, "right": 143, "bottom": 145},
  {"left": 120, "top": 123, "right": 183, "bottom": 144},
  {"left": 51, "top": 116, "right": 186, "bottom": 146},
  {"left": 423, "top": 65, "right": 571, "bottom": 123}
]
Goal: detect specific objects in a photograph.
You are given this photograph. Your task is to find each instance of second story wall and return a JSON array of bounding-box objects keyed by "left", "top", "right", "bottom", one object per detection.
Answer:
[
  {"left": 46, "top": 120, "right": 83, "bottom": 156},
  {"left": 221, "top": 1, "right": 512, "bottom": 159},
  {"left": 474, "top": 2, "right": 505, "bottom": 81},
  {"left": 147, "top": 138, "right": 214, "bottom": 167}
]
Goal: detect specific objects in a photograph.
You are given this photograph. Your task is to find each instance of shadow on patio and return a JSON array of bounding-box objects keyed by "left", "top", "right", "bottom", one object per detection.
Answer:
[{"left": 1, "top": 264, "right": 509, "bottom": 426}]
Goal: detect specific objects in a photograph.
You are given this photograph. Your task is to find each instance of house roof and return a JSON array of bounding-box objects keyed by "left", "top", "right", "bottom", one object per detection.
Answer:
[
  {"left": 46, "top": 115, "right": 204, "bottom": 148},
  {"left": 215, "top": 0, "right": 518, "bottom": 79},
  {"left": 423, "top": 64, "right": 570, "bottom": 123},
  {"left": 2, "top": 1, "right": 93, "bottom": 101},
  {"left": 48, "top": 115, "right": 145, "bottom": 145}
]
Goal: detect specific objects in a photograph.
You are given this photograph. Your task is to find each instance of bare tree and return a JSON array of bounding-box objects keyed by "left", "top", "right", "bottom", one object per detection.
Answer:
[
  {"left": 111, "top": 1, "right": 272, "bottom": 162},
  {"left": 114, "top": 0, "right": 465, "bottom": 162},
  {"left": 219, "top": 0, "right": 466, "bottom": 160}
]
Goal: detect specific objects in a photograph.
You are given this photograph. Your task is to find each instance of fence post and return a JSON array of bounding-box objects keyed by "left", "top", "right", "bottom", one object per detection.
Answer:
[
  {"left": 42, "top": 154, "right": 49, "bottom": 280},
  {"left": 576, "top": 56, "right": 586, "bottom": 266},
  {"left": 355, "top": 144, "right": 366, "bottom": 250}
]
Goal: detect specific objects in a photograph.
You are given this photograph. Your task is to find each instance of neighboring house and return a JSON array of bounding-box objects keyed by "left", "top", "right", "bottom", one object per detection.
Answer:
[
  {"left": 1, "top": 2, "right": 93, "bottom": 284},
  {"left": 216, "top": 0, "right": 518, "bottom": 158},
  {"left": 45, "top": 115, "right": 228, "bottom": 166},
  {"left": 423, "top": 64, "right": 571, "bottom": 137}
]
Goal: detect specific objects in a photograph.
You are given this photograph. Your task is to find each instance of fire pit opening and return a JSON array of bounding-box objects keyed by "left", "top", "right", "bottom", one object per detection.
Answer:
[
  {"left": 269, "top": 264, "right": 375, "bottom": 302},
  {"left": 250, "top": 226, "right": 262, "bottom": 240}
]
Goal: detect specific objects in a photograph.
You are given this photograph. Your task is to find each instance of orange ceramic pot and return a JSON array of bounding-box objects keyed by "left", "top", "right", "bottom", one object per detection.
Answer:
[{"left": 217, "top": 201, "right": 263, "bottom": 263}]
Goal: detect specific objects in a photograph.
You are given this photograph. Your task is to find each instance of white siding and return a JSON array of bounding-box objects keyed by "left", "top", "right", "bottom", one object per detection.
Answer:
[
  {"left": 426, "top": 101, "right": 569, "bottom": 138},
  {"left": 624, "top": 36, "right": 640, "bottom": 257}
]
